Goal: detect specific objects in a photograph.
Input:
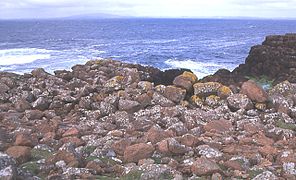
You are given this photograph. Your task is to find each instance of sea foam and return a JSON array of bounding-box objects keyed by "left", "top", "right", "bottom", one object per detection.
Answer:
[
  {"left": 165, "top": 59, "right": 224, "bottom": 78},
  {"left": 0, "top": 48, "right": 51, "bottom": 65}
]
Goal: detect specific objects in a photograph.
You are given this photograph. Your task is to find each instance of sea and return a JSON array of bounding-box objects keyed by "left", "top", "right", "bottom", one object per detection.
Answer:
[{"left": 0, "top": 18, "right": 296, "bottom": 78}]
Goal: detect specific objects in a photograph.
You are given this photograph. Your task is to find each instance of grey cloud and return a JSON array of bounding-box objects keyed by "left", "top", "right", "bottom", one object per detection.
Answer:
[{"left": 0, "top": 0, "right": 295, "bottom": 19}]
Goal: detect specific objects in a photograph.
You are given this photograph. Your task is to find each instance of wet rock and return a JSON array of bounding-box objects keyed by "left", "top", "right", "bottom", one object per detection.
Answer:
[
  {"left": 191, "top": 157, "right": 221, "bottom": 176},
  {"left": 124, "top": 143, "right": 155, "bottom": 163},
  {"left": 240, "top": 80, "right": 269, "bottom": 103},
  {"left": 6, "top": 146, "right": 31, "bottom": 164},
  {"left": 163, "top": 86, "right": 186, "bottom": 103}
]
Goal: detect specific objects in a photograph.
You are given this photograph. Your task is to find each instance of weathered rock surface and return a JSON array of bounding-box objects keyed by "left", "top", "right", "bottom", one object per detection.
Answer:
[
  {"left": 0, "top": 44, "right": 295, "bottom": 179},
  {"left": 123, "top": 143, "right": 154, "bottom": 163},
  {"left": 240, "top": 80, "right": 269, "bottom": 103}
]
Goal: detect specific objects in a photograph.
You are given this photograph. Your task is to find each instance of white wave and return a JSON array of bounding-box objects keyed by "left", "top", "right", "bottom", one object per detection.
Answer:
[
  {"left": 0, "top": 48, "right": 52, "bottom": 65},
  {"left": 165, "top": 59, "right": 225, "bottom": 78},
  {"left": 202, "top": 39, "right": 246, "bottom": 49}
]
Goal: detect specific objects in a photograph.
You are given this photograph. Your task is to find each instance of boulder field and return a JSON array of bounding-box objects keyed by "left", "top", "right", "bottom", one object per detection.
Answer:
[{"left": 0, "top": 35, "right": 296, "bottom": 179}]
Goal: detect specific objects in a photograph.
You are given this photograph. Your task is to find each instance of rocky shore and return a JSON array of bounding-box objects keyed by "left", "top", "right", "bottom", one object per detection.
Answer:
[{"left": 0, "top": 34, "right": 296, "bottom": 179}]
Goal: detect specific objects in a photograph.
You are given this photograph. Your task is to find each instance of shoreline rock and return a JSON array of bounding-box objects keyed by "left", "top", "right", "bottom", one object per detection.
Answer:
[
  {"left": 0, "top": 34, "right": 296, "bottom": 179},
  {"left": 202, "top": 33, "right": 296, "bottom": 86}
]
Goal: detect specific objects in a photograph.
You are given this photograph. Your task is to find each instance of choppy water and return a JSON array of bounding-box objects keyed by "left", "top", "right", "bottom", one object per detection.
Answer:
[{"left": 0, "top": 19, "right": 296, "bottom": 77}]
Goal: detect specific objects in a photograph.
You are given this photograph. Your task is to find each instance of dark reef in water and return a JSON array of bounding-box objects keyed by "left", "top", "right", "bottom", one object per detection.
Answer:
[{"left": 0, "top": 34, "right": 296, "bottom": 179}]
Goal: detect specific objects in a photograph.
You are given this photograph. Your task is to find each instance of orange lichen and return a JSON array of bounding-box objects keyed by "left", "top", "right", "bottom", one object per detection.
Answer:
[
  {"left": 182, "top": 71, "right": 198, "bottom": 83},
  {"left": 218, "top": 86, "right": 233, "bottom": 99}
]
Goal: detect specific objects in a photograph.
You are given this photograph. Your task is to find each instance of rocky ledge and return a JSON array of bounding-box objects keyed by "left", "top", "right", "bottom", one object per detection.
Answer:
[
  {"left": 203, "top": 33, "right": 296, "bottom": 86},
  {"left": 0, "top": 35, "right": 296, "bottom": 180}
]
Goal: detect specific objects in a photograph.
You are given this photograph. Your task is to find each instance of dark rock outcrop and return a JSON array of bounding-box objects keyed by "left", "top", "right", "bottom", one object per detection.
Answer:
[{"left": 203, "top": 33, "right": 296, "bottom": 85}]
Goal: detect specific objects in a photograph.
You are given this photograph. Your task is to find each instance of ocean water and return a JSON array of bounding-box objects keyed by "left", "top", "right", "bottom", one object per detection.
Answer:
[{"left": 0, "top": 19, "right": 296, "bottom": 78}]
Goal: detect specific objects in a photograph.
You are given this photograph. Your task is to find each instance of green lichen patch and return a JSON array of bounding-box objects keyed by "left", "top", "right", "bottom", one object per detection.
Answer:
[
  {"left": 31, "top": 149, "right": 54, "bottom": 161},
  {"left": 275, "top": 121, "right": 296, "bottom": 131},
  {"left": 82, "top": 146, "right": 97, "bottom": 155},
  {"left": 20, "top": 161, "right": 39, "bottom": 175},
  {"left": 159, "top": 171, "right": 174, "bottom": 180},
  {"left": 121, "top": 170, "right": 143, "bottom": 180},
  {"left": 245, "top": 75, "right": 274, "bottom": 90},
  {"left": 248, "top": 169, "right": 264, "bottom": 179}
]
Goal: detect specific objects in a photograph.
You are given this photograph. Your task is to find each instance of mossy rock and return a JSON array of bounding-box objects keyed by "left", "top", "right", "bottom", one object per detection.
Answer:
[
  {"left": 85, "top": 156, "right": 100, "bottom": 162},
  {"left": 151, "top": 156, "right": 162, "bottom": 164},
  {"left": 31, "top": 149, "right": 54, "bottom": 160},
  {"left": 248, "top": 169, "right": 264, "bottom": 179},
  {"left": 20, "top": 161, "right": 39, "bottom": 175},
  {"left": 82, "top": 146, "right": 96, "bottom": 155},
  {"left": 245, "top": 75, "right": 274, "bottom": 90},
  {"left": 121, "top": 170, "right": 143, "bottom": 180},
  {"left": 94, "top": 175, "right": 116, "bottom": 180},
  {"left": 158, "top": 171, "right": 174, "bottom": 180},
  {"left": 275, "top": 121, "right": 296, "bottom": 131}
]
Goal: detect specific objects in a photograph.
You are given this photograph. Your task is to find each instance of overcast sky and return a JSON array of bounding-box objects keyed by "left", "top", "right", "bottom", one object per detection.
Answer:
[{"left": 1, "top": 0, "right": 296, "bottom": 19}]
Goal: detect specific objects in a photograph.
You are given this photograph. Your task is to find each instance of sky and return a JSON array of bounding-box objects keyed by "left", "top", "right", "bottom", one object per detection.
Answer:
[{"left": 0, "top": 0, "right": 296, "bottom": 19}]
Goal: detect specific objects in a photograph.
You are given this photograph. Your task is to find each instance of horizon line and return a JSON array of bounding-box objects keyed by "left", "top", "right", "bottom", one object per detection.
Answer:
[{"left": 1, "top": 16, "right": 296, "bottom": 21}]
